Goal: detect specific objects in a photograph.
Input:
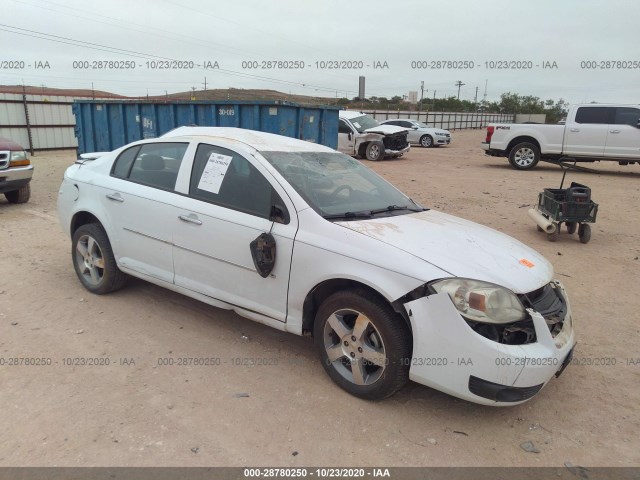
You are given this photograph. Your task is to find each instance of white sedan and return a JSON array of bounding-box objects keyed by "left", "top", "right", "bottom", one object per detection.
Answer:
[
  {"left": 380, "top": 119, "right": 452, "bottom": 147},
  {"left": 57, "top": 127, "right": 575, "bottom": 405}
]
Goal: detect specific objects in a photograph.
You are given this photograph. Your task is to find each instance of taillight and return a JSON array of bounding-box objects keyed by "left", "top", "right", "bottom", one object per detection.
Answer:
[{"left": 485, "top": 126, "right": 495, "bottom": 143}]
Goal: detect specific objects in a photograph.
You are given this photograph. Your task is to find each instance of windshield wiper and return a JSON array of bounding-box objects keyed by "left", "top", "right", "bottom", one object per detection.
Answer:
[
  {"left": 369, "top": 204, "right": 425, "bottom": 215},
  {"left": 322, "top": 211, "right": 372, "bottom": 220}
]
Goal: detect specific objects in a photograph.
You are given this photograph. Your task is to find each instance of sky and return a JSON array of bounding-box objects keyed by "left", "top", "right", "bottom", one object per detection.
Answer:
[{"left": 1, "top": 0, "right": 639, "bottom": 104}]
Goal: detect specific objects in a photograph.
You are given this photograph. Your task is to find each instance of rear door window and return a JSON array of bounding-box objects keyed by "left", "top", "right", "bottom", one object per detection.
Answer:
[
  {"left": 574, "top": 107, "right": 614, "bottom": 124},
  {"left": 111, "top": 143, "right": 188, "bottom": 191}
]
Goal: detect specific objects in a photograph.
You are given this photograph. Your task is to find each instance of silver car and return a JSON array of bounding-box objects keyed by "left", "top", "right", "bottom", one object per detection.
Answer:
[{"left": 380, "top": 119, "right": 452, "bottom": 148}]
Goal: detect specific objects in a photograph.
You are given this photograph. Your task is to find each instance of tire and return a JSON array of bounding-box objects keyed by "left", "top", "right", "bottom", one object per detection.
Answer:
[
  {"left": 566, "top": 222, "right": 577, "bottom": 234},
  {"left": 4, "top": 184, "right": 30, "bottom": 204},
  {"left": 547, "top": 228, "right": 560, "bottom": 242},
  {"left": 420, "top": 135, "right": 434, "bottom": 148},
  {"left": 72, "top": 223, "right": 128, "bottom": 294},
  {"left": 365, "top": 141, "right": 385, "bottom": 161},
  {"left": 314, "top": 290, "right": 411, "bottom": 400},
  {"left": 508, "top": 142, "right": 540, "bottom": 170},
  {"left": 578, "top": 223, "right": 591, "bottom": 244}
]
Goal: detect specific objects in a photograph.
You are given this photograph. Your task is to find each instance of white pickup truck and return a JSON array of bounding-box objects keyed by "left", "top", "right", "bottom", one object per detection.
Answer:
[{"left": 482, "top": 104, "right": 640, "bottom": 170}]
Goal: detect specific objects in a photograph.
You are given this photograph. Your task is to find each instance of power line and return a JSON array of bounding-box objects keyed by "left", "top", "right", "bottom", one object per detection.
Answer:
[{"left": 0, "top": 23, "right": 362, "bottom": 96}]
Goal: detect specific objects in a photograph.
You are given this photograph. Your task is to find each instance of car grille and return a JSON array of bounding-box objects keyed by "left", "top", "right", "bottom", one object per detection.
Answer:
[
  {"left": 0, "top": 151, "right": 9, "bottom": 170},
  {"left": 519, "top": 283, "right": 567, "bottom": 337},
  {"left": 383, "top": 133, "right": 409, "bottom": 151}
]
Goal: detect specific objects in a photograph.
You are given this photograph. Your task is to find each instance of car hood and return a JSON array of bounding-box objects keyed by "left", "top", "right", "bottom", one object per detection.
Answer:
[
  {"left": 336, "top": 210, "right": 552, "bottom": 294},
  {"left": 363, "top": 125, "right": 409, "bottom": 135}
]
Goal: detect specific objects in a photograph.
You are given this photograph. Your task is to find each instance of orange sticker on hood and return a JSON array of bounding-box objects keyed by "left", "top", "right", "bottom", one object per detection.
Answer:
[{"left": 519, "top": 258, "right": 535, "bottom": 268}]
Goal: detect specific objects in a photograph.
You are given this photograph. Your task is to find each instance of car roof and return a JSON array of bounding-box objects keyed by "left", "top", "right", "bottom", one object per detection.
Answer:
[
  {"left": 0, "top": 137, "right": 26, "bottom": 151},
  {"left": 338, "top": 110, "right": 370, "bottom": 120},
  {"left": 381, "top": 119, "right": 418, "bottom": 123},
  {"left": 574, "top": 104, "right": 639, "bottom": 108},
  {"left": 160, "top": 127, "right": 336, "bottom": 153}
]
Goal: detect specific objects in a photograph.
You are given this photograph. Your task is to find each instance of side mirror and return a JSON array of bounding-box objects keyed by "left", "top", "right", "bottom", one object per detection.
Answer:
[
  {"left": 250, "top": 233, "right": 276, "bottom": 278},
  {"left": 348, "top": 132, "right": 352, "bottom": 141},
  {"left": 636, "top": 120, "right": 640, "bottom": 129},
  {"left": 412, "top": 126, "right": 419, "bottom": 130},
  {"left": 270, "top": 204, "right": 290, "bottom": 225}
]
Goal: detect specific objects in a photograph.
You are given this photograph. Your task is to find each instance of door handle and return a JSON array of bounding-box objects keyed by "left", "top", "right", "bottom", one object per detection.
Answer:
[
  {"left": 105, "top": 193, "right": 124, "bottom": 202},
  {"left": 179, "top": 213, "right": 202, "bottom": 225},
  {"left": 609, "top": 130, "right": 621, "bottom": 134},
  {"left": 569, "top": 128, "right": 580, "bottom": 132}
]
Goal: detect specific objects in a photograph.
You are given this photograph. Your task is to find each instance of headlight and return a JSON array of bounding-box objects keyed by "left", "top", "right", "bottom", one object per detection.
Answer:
[
  {"left": 10, "top": 151, "right": 30, "bottom": 167},
  {"left": 430, "top": 278, "right": 526, "bottom": 324}
]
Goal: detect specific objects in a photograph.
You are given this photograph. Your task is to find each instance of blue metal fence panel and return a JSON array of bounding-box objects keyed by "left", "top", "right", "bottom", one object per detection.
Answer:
[{"left": 72, "top": 100, "right": 339, "bottom": 154}]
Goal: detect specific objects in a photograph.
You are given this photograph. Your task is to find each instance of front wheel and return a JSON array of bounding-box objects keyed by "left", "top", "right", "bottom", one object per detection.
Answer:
[
  {"left": 420, "top": 135, "right": 434, "bottom": 148},
  {"left": 508, "top": 142, "right": 540, "bottom": 170},
  {"left": 5, "top": 184, "right": 30, "bottom": 203},
  {"left": 314, "top": 290, "right": 411, "bottom": 400},
  {"left": 72, "top": 223, "right": 128, "bottom": 294},
  {"left": 365, "top": 141, "right": 385, "bottom": 161}
]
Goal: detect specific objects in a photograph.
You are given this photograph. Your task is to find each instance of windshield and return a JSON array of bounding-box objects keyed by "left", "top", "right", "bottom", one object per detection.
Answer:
[
  {"left": 348, "top": 114, "right": 380, "bottom": 133},
  {"left": 261, "top": 151, "right": 423, "bottom": 219}
]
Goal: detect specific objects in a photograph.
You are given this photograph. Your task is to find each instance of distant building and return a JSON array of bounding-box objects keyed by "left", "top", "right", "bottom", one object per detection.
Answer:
[{"left": 408, "top": 91, "right": 418, "bottom": 104}]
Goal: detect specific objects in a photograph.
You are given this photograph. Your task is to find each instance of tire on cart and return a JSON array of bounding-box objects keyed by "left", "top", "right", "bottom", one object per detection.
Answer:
[
  {"left": 578, "top": 223, "right": 591, "bottom": 244},
  {"left": 547, "top": 228, "right": 560, "bottom": 242},
  {"left": 565, "top": 222, "right": 577, "bottom": 234}
]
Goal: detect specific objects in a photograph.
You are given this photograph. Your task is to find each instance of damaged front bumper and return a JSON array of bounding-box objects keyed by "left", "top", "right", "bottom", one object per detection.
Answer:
[
  {"left": 385, "top": 145, "right": 411, "bottom": 157},
  {"left": 403, "top": 281, "right": 575, "bottom": 406}
]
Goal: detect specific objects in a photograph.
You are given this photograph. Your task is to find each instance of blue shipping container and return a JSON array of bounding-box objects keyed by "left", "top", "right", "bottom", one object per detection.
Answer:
[{"left": 72, "top": 100, "right": 340, "bottom": 154}]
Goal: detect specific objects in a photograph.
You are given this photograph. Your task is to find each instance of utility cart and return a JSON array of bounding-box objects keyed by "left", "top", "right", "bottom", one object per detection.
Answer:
[{"left": 528, "top": 164, "right": 598, "bottom": 243}]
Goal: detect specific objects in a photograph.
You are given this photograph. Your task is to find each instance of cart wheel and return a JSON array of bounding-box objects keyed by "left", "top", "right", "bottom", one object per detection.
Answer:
[
  {"left": 547, "top": 229, "right": 560, "bottom": 242},
  {"left": 537, "top": 225, "right": 543, "bottom": 232},
  {"left": 566, "top": 222, "right": 577, "bottom": 234},
  {"left": 578, "top": 223, "right": 591, "bottom": 244}
]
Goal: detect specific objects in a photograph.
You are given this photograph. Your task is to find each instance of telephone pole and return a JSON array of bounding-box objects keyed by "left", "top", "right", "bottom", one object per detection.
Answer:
[
  {"left": 474, "top": 86, "right": 478, "bottom": 104},
  {"left": 202, "top": 77, "right": 208, "bottom": 91},
  {"left": 455, "top": 80, "right": 465, "bottom": 100},
  {"left": 418, "top": 81, "right": 425, "bottom": 113}
]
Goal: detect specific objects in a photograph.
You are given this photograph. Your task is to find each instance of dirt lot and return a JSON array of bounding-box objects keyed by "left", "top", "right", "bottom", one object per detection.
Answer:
[{"left": 1, "top": 130, "right": 639, "bottom": 467}]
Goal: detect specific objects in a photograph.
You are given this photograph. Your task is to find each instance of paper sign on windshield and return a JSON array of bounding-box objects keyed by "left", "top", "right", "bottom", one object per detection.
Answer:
[{"left": 197, "top": 153, "right": 233, "bottom": 194}]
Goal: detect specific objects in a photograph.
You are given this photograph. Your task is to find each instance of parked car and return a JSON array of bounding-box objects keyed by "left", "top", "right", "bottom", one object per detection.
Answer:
[
  {"left": 482, "top": 104, "right": 640, "bottom": 170},
  {"left": 58, "top": 127, "right": 575, "bottom": 405},
  {"left": 0, "top": 137, "right": 32, "bottom": 203},
  {"left": 380, "top": 119, "right": 452, "bottom": 148},
  {"left": 338, "top": 110, "right": 410, "bottom": 160}
]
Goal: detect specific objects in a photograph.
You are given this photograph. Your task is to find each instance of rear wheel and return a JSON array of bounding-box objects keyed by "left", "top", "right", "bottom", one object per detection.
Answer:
[
  {"left": 420, "top": 135, "right": 433, "bottom": 148},
  {"left": 566, "top": 222, "right": 577, "bottom": 234},
  {"left": 365, "top": 141, "right": 385, "bottom": 161},
  {"left": 508, "top": 142, "right": 540, "bottom": 170},
  {"left": 314, "top": 290, "right": 411, "bottom": 400},
  {"left": 578, "top": 223, "right": 591, "bottom": 244},
  {"left": 547, "top": 228, "right": 560, "bottom": 242},
  {"left": 4, "top": 184, "right": 30, "bottom": 203},
  {"left": 72, "top": 223, "right": 128, "bottom": 294}
]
